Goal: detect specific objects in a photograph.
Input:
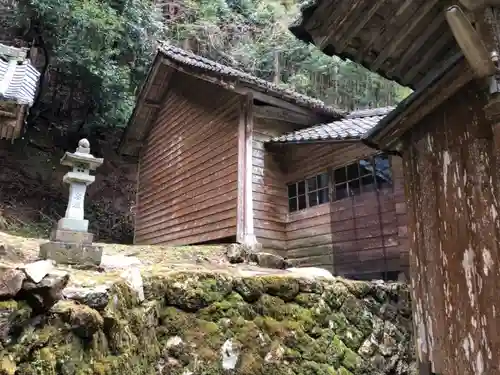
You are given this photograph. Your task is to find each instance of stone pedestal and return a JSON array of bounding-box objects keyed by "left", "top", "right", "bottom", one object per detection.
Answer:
[
  {"left": 39, "top": 242, "right": 103, "bottom": 266},
  {"left": 39, "top": 139, "right": 104, "bottom": 265}
]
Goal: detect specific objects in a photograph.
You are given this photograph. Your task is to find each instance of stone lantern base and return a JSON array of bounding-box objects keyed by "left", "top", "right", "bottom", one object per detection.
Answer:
[{"left": 39, "top": 229, "right": 103, "bottom": 266}]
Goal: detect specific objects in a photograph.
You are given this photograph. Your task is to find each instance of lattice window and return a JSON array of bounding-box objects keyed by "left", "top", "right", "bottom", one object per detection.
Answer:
[
  {"left": 332, "top": 153, "right": 392, "bottom": 201},
  {"left": 287, "top": 172, "right": 329, "bottom": 213},
  {"left": 286, "top": 153, "right": 392, "bottom": 212}
]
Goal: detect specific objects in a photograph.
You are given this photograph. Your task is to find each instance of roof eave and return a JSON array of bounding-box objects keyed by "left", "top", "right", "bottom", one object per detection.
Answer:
[
  {"left": 157, "top": 46, "right": 343, "bottom": 119},
  {"left": 288, "top": 22, "right": 412, "bottom": 90},
  {"left": 362, "top": 53, "right": 468, "bottom": 151},
  {"left": 266, "top": 138, "right": 361, "bottom": 145}
]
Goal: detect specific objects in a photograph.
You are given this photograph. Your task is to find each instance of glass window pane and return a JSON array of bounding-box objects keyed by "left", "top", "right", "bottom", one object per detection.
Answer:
[
  {"left": 307, "top": 176, "right": 317, "bottom": 191},
  {"left": 318, "top": 188, "right": 329, "bottom": 204},
  {"left": 317, "top": 173, "right": 329, "bottom": 189},
  {"left": 361, "top": 175, "right": 375, "bottom": 192},
  {"left": 308, "top": 192, "right": 318, "bottom": 207},
  {"left": 374, "top": 154, "right": 392, "bottom": 184},
  {"left": 298, "top": 181, "right": 306, "bottom": 195},
  {"left": 289, "top": 197, "right": 297, "bottom": 212},
  {"left": 287, "top": 184, "right": 297, "bottom": 198},
  {"left": 334, "top": 167, "right": 347, "bottom": 183},
  {"left": 377, "top": 175, "right": 392, "bottom": 190},
  {"left": 298, "top": 194, "right": 306, "bottom": 210},
  {"left": 347, "top": 163, "right": 360, "bottom": 180},
  {"left": 359, "top": 159, "right": 373, "bottom": 176},
  {"left": 349, "top": 179, "right": 361, "bottom": 196},
  {"left": 335, "top": 183, "right": 348, "bottom": 201}
]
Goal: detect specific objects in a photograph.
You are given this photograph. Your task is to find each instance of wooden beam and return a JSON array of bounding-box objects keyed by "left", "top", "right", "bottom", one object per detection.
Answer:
[
  {"left": 317, "top": 0, "right": 366, "bottom": 50},
  {"left": 379, "top": 61, "right": 474, "bottom": 149},
  {"left": 242, "top": 87, "right": 318, "bottom": 117},
  {"left": 236, "top": 96, "right": 246, "bottom": 243},
  {"left": 253, "top": 105, "right": 322, "bottom": 125},
  {"left": 402, "top": 33, "right": 453, "bottom": 87},
  {"left": 304, "top": 0, "right": 342, "bottom": 37},
  {"left": 357, "top": 0, "right": 413, "bottom": 61},
  {"left": 139, "top": 67, "right": 174, "bottom": 142},
  {"left": 370, "top": 0, "right": 439, "bottom": 73},
  {"left": 335, "top": 1, "right": 385, "bottom": 53},
  {"left": 143, "top": 100, "right": 161, "bottom": 108},
  {"left": 242, "top": 93, "right": 258, "bottom": 247},
  {"left": 161, "top": 58, "right": 321, "bottom": 117},
  {"left": 391, "top": 14, "right": 445, "bottom": 77}
]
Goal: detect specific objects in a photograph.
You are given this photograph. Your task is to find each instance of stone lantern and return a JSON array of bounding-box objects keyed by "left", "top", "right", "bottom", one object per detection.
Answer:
[{"left": 39, "top": 139, "right": 104, "bottom": 265}]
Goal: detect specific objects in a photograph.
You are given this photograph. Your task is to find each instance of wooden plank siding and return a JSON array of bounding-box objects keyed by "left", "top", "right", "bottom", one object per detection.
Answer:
[
  {"left": 251, "top": 119, "right": 294, "bottom": 256},
  {"left": 135, "top": 72, "right": 240, "bottom": 245},
  {"left": 282, "top": 142, "right": 407, "bottom": 278}
]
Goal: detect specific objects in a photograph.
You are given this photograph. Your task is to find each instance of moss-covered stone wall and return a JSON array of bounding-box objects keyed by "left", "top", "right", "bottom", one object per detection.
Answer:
[{"left": 0, "top": 272, "right": 415, "bottom": 374}]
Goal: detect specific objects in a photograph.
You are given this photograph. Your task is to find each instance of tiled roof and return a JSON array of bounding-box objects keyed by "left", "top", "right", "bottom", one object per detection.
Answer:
[
  {"left": 268, "top": 106, "right": 394, "bottom": 143},
  {"left": 159, "top": 43, "right": 344, "bottom": 118},
  {"left": 0, "top": 47, "right": 40, "bottom": 107}
]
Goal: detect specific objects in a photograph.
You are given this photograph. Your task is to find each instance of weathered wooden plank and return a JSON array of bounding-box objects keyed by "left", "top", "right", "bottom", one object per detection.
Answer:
[
  {"left": 135, "top": 76, "right": 239, "bottom": 246},
  {"left": 138, "top": 217, "right": 237, "bottom": 243},
  {"left": 251, "top": 119, "right": 288, "bottom": 251},
  {"left": 464, "top": 111, "right": 500, "bottom": 374},
  {"left": 139, "top": 162, "right": 238, "bottom": 211}
]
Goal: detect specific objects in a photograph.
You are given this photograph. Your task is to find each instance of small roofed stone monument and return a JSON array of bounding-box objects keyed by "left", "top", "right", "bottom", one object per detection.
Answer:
[{"left": 39, "top": 139, "right": 104, "bottom": 265}]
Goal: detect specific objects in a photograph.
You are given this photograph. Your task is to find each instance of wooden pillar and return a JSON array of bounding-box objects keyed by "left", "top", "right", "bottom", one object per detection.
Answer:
[
  {"left": 390, "top": 155, "right": 410, "bottom": 278},
  {"left": 237, "top": 93, "right": 257, "bottom": 247}
]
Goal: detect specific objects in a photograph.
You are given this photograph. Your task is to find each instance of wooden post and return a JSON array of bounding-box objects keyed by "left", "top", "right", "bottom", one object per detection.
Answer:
[{"left": 237, "top": 94, "right": 257, "bottom": 247}]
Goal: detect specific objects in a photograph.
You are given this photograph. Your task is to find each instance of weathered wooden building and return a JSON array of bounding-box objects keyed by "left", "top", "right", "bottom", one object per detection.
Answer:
[
  {"left": 120, "top": 44, "right": 409, "bottom": 279},
  {"left": 0, "top": 43, "right": 41, "bottom": 141},
  {"left": 290, "top": 1, "right": 500, "bottom": 374}
]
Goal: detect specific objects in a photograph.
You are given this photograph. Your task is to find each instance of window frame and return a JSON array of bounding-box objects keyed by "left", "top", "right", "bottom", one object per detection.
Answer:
[
  {"left": 286, "top": 153, "right": 393, "bottom": 213},
  {"left": 287, "top": 171, "right": 331, "bottom": 213}
]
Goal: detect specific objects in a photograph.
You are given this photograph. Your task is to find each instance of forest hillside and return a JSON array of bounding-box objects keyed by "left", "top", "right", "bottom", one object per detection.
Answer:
[{"left": 0, "top": 0, "right": 411, "bottom": 243}]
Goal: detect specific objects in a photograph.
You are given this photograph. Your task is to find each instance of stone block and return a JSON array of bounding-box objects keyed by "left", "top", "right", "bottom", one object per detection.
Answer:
[
  {"left": 50, "top": 229, "right": 93, "bottom": 244},
  {"left": 39, "top": 241, "right": 103, "bottom": 266},
  {"left": 57, "top": 217, "right": 89, "bottom": 232}
]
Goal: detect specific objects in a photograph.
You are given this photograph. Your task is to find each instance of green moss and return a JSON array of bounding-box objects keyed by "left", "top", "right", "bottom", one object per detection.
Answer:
[
  {"left": 338, "top": 366, "right": 354, "bottom": 375},
  {"left": 0, "top": 301, "right": 18, "bottom": 311},
  {"left": 340, "top": 280, "right": 372, "bottom": 298},
  {"left": 340, "top": 295, "right": 374, "bottom": 336},
  {"left": 234, "top": 277, "right": 264, "bottom": 302},
  {"left": 162, "top": 273, "right": 233, "bottom": 310},
  {"left": 197, "top": 292, "right": 256, "bottom": 321},
  {"left": 294, "top": 293, "right": 322, "bottom": 307},
  {"left": 297, "top": 361, "right": 339, "bottom": 375},
  {"left": 53, "top": 301, "right": 104, "bottom": 339},
  {"left": 0, "top": 356, "right": 16, "bottom": 375},
  {"left": 0, "top": 272, "right": 413, "bottom": 374},
  {"left": 259, "top": 276, "right": 300, "bottom": 301},
  {"left": 341, "top": 347, "right": 362, "bottom": 373},
  {"left": 297, "top": 278, "right": 324, "bottom": 294},
  {"left": 323, "top": 282, "right": 351, "bottom": 310}
]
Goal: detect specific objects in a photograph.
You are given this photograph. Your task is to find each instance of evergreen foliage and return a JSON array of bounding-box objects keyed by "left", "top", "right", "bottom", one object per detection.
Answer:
[
  {"left": 10, "top": 0, "right": 411, "bottom": 130},
  {"left": 17, "top": 0, "right": 164, "bottom": 129}
]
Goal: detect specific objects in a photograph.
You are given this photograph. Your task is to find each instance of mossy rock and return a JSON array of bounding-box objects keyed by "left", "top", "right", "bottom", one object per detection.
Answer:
[
  {"left": 52, "top": 300, "right": 104, "bottom": 339},
  {"left": 323, "top": 282, "right": 351, "bottom": 310},
  {"left": 197, "top": 292, "right": 257, "bottom": 321},
  {"left": 233, "top": 277, "right": 264, "bottom": 302},
  {"left": 259, "top": 276, "right": 300, "bottom": 301},
  {"left": 162, "top": 273, "right": 233, "bottom": 311},
  {"left": 0, "top": 271, "right": 414, "bottom": 375},
  {"left": 0, "top": 356, "right": 16, "bottom": 375}
]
